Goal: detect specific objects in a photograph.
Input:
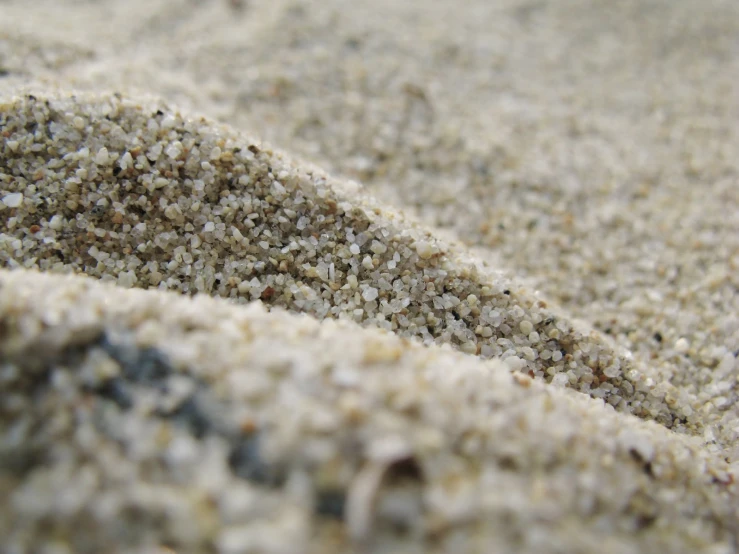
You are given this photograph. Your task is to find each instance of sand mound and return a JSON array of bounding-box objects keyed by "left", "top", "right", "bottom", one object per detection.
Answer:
[
  {"left": 0, "top": 91, "right": 704, "bottom": 434},
  {"left": 0, "top": 269, "right": 736, "bottom": 553}
]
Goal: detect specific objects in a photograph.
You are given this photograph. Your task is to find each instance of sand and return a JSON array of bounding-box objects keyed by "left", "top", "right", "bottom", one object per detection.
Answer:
[{"left": 1, "top": 0, "right": 738, "bottom": 552}]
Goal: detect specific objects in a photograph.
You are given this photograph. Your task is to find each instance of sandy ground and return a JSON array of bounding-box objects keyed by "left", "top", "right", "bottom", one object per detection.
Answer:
[{"left": 1, "top": 0, "right": 738, "bottom": 552}]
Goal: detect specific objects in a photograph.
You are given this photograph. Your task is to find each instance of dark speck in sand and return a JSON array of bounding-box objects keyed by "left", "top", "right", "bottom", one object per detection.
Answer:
[
  {"left": 169, "top": 394, "right": 214, "bottom": 438},
  {"left": 228, "top": 433, "right": 286, "bottom": 487},
  {"left": 98, "top": 335, "right": 173, "bottom": 385},
  {"left": 97, "top": 377, "right": 133, "bottom": 409},
  {"left": 315, "top": 489, "right": 346, "bottom": 519}
]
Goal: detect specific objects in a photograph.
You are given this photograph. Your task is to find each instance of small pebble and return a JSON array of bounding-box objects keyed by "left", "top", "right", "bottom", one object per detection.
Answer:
[
  {"left": 675, "top": 338, "right": 690, "bottom": 354},
  {"left": 519, "top": 320, "right": 533, "bottom": 335},
  {"left": 415, "top": 241, "right": 433, "bottom": 259},
  {"left": 2, "top": 192, "right": 23, "bottom": 208}
]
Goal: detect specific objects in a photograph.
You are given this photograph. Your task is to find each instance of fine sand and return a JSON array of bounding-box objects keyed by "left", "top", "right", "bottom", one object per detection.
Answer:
[{"left": 1, "top": 1, "right": 738, "bottom": 553}]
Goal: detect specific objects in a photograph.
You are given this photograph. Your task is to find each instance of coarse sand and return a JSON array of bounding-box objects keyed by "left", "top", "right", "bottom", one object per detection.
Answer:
[{"left": 0, "top": 0, "right": 738, "bottom": 552}]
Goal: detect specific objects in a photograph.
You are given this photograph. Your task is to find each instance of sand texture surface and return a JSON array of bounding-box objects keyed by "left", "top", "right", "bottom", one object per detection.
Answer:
[{"left": 0, "top": 0, "right": 738, "bottom": 552}]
